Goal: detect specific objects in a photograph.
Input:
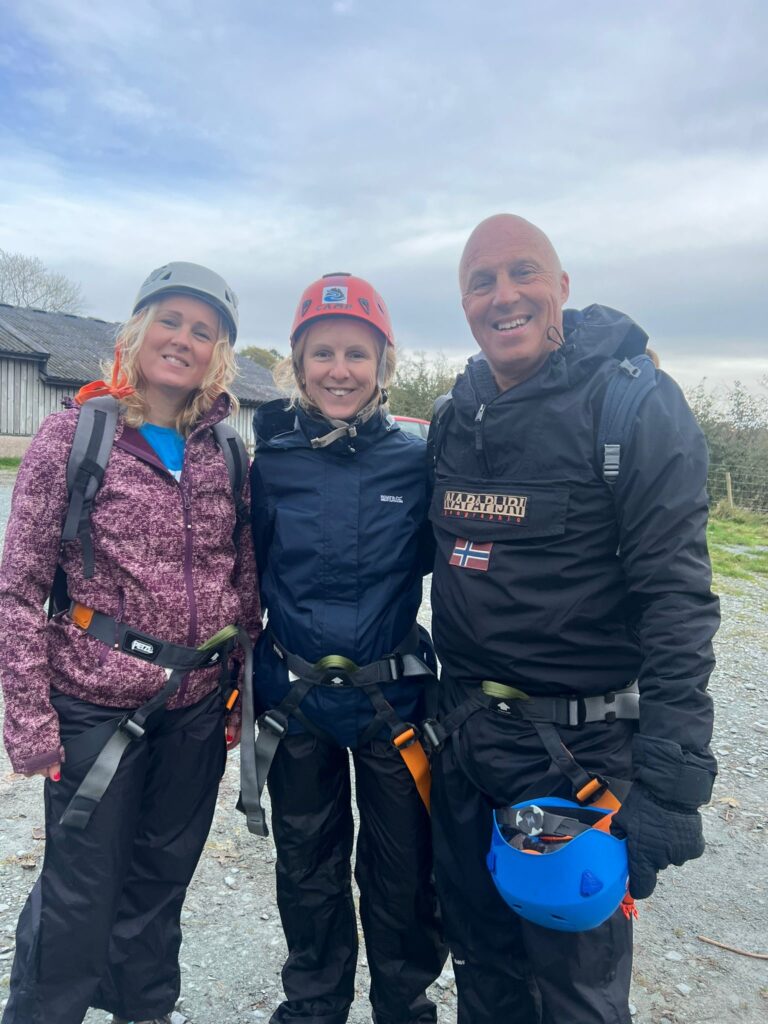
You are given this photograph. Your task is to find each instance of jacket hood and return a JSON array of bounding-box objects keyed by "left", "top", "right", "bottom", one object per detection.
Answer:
[
  {"left": 456, "top": 304, "right": 649, "bottom": 410},
  {"left": 253, "top": 398, "right": 397, "bottom": 455}
]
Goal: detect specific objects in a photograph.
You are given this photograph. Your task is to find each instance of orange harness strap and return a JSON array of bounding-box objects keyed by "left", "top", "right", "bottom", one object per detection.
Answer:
[{"left": 393, "top": 727, "right": 432, "bottom": 812}]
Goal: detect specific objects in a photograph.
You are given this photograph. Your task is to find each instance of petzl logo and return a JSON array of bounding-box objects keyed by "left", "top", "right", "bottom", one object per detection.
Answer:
[
  {"left": 124, "top": 631, "right": 159, "bottom": 661},
  {"left": 380, "top": 494, "right": 403, "bottom": 503}
]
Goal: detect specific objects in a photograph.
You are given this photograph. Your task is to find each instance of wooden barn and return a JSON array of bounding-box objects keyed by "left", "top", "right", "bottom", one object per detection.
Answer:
[{"left": 0, "top": 303, "right": 283, "bottom": 454}]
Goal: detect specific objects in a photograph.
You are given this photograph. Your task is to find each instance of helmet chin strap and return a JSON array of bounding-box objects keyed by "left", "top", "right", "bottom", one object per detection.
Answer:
[{"left": 310, "top": 419, "right": 358, "bottom": 449}]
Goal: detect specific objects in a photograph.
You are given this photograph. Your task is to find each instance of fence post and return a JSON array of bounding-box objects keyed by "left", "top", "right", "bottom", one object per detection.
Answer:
[{"left": 725, "top": 471, "right": 734, "bottom": 510}]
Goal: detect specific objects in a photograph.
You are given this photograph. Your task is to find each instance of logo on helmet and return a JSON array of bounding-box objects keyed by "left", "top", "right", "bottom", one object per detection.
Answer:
[
  {"left": 301, "top": 299, "right": 312, "bottom": 318},
  {"left": 321, "top": 286, "right": 348, "bottom": 304},
  {"left": 358, "top": 297, "right": 370, "bottom": 315}
]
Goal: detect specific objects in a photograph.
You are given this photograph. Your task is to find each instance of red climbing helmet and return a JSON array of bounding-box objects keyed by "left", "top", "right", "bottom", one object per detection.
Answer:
[{"left": 289, "top": 272, "right": 394, "bottom": 347}]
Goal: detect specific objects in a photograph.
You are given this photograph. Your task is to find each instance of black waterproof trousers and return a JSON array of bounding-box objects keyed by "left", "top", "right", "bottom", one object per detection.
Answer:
[
  {"left": 431, "top": 694, "right": 636, "bottom": 1024},
  {"left": 267, "top": 733, "right": 446, "bottom": 1024},
  {"left": 2, "top": 688, "right": 225, "bottom": 1024}
]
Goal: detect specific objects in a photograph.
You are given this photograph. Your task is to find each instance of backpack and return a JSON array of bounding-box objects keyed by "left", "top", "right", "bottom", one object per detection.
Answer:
[
  {"left": 427, "top": 354, "right": 658, "bottom": 487},
  {"left": 49, "top": 395, "right": 249, "bottom": 614}
]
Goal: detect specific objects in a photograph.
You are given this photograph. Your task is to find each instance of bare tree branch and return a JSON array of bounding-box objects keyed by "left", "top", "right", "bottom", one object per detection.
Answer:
[{"left": 0, "top": 249, "right": 86, "bottom": 314}]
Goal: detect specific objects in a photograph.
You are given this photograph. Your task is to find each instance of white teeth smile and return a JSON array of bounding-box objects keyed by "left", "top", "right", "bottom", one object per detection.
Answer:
[
  {"left": 495, "top": 317, "right": 530, "bottom": 331},
  {"left": 163, "top": 355, "right": 189, "bottom": 367},
  {"left": 327, "top": 388, "right": 353, "bottom": 396}
]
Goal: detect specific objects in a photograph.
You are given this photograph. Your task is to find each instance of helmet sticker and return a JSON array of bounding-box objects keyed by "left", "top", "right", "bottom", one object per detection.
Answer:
[
  {"left": 358, "top": 297, "right": 370, "bottom": 315},
  {"left": 321, "top": 285, "right": 348, "bottom": 304},
  {"left": 301, "top": 299, "right": 312, "bottom": 318}
]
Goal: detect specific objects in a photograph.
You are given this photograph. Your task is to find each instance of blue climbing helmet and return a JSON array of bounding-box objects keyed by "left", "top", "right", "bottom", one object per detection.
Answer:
[{"left": 487, "top": 797, "right": 629, "bottom": 932}]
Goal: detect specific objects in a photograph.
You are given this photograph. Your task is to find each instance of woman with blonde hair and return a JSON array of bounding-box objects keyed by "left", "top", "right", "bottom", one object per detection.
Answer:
[
  {"left": 0, "top": 262, "right": 260, "bottom": 1024},
  {"left": 247, "top": 272, "right": 445, "bottom": 1024}
]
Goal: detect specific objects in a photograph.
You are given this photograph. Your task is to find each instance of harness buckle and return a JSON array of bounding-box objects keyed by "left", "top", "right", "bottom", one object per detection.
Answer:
[
  {"left": 566, "top": 697, "right": 584, "bottom": 728},
  {"left": 118, "top": 715, "right": 145, "bottom": 741},
  {"left": 575, "top": 775, "right": 609, "bottom": 805},
  {"left": 421, "top": 718, "right": 444, "bottom": 753},
  {"left": 392, "top": 723, "right": 420, "bottom": 750},
  {"left": 261, "top": 712, "right": 288, "bottom": 737},
  {"left": 387, "top": 653, "right": 405, "bottom": 680}
]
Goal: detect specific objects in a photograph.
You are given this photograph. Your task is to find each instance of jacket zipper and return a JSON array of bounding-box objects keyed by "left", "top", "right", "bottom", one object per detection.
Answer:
[
  {"left": 474, "top": 403, "right": 492, "bottom": 477},
  {"left": 176, "top": 472, "right": 196, "bottom": 704}
]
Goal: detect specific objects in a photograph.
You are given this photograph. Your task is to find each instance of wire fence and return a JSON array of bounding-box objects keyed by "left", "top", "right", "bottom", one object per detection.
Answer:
[{"left": 708, "top": 463, "right": 768, "bottom": 515}]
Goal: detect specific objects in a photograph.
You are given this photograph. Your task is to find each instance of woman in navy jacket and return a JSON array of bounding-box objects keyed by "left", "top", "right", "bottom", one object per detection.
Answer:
[{"left": 249, "top": 273, "right": 445, "bottom": 1024}]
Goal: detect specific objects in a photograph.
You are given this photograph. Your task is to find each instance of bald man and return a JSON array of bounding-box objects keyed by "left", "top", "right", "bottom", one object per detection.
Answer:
[{"left": 426, "top": 215, "right": 719, "bottom": 1023}]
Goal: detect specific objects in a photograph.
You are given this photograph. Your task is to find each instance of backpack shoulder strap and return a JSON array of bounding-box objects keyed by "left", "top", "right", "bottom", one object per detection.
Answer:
[
  {"left": 212, "top": 421, "right": 249, "bottom": 519},
  {"left": 596, "top": 355, "right": 657, "bottom": 486},
  {"left": 427, "top": 394, "right": 454, "bottom": 487},
  {"left": 61, "top": 396, "right": 119, "bottom": 578}
]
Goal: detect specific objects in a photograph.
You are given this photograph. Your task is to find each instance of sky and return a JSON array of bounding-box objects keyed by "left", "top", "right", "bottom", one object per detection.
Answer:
[{"left": 1, "top": 0, "right": 766, "bottom": 391}]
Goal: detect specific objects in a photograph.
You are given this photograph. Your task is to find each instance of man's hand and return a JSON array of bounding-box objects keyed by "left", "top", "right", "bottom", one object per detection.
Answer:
[{"left": 613, "top": 782, "right": 705, "bottom": 900}]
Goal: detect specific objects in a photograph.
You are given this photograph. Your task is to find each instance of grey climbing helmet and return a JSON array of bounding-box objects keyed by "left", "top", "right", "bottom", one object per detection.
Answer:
[{"left": 133, "top": 261, "right": 239, "bottom": 344}]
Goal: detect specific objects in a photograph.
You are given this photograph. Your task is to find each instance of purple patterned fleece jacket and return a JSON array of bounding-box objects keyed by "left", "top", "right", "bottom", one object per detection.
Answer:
[{"left": 0, "top": 395, "right": 261, "bottom": 774}]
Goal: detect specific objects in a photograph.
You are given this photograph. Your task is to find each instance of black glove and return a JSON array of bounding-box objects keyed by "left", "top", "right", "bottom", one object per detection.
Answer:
[{"left": 613, "top": 783, "right": 705, "bottom": 900}]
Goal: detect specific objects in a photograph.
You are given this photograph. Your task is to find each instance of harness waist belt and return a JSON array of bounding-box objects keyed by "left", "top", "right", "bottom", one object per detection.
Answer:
[
  {"left": 481, "top": 679, "right": 639, "bottom": 727},
  {"left": 238, "top": 624, "right": 433, "bottom": 838},
  {"left": 269, "top": 623, "right": 432, "bottom": 688},
  {"left": 69, "top": 603, "right": 225, "bottom": 672},
  {"left": 60, "top": 606, "right": 242, "bottom": 830}
]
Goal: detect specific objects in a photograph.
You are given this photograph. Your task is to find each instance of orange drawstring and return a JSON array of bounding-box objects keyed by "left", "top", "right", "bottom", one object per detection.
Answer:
[{"left": 74, "top": 349, "right": 135, "bottom": 406}]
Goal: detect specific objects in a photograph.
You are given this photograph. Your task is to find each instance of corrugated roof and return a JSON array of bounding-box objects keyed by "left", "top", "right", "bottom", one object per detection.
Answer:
[{"left": 0, "top": 303, "right": 282, "bottom": 404}]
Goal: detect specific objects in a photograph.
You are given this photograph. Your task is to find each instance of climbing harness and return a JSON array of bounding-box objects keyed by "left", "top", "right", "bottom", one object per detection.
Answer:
[
  {"left": 237, "top": 624, "right": 434, "bottom": 837},
  {"left": 59, "top": 607, "right": 252, "bottom": 830}
]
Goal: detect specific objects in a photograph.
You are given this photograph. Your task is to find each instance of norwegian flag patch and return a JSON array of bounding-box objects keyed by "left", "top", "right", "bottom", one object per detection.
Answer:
[{"left": 449, "top": 538, "right": 493, "bottom": 571}]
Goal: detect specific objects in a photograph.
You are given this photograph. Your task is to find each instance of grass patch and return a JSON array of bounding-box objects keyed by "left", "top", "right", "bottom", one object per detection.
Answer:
[
  {"left": 0, "top": 456, "right": 21, "bottom": 470},
  {"left": 708, "top": 508, "right": 768, "bottom": 579}
]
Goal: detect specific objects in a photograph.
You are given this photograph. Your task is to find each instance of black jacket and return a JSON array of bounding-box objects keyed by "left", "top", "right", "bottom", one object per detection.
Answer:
[{"left": 430, "top": 305, "right": 719, "bottom": 758}]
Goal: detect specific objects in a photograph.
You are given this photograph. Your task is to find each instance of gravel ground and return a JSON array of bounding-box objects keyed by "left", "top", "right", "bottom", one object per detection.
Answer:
[{"left": 1, "top": 472, "right": 766, "bottom": 1022}]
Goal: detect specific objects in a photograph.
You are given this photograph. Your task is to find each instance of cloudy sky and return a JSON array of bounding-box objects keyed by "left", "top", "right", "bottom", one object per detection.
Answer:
[{"left": 1, "top": 0, "right": 766, "bottom": 388}]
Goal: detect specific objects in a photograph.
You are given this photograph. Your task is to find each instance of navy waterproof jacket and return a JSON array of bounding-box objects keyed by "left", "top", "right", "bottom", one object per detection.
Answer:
[
  {"left": 430, "top": 304, "right": 720, "bottom": 767},
  {"left": 250, "top": 400, "right": 434, "bottom": 748}
]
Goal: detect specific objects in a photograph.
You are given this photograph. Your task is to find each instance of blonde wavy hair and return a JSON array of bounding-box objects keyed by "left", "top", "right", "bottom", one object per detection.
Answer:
[
  {"left": 273, "top": 320, "right": 396, "bottom": 423},
  {"left": 107, "top": 302, "right": 239, "bottom": 435}
]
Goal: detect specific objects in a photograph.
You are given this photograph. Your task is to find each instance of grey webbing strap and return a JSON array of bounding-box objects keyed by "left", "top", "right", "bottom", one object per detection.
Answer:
[
  {"left": 234, "top": 628, "right": 259, "bottom": 835},
  {"left": 425, "top": 681, "right": 639, "bottom": 755},
  {"left": 62, "top": 397, "right": 119, "bottom": 578},
  {"left": 60, "top": 621, "right": 241, "bottom": 830},
  {"left": 80, "top": 609, "right": 224, "bottom": 672},
  {"left": 269, "top": 623, "right": 431, "bottom": 688},
  {"left": 60, "top": 666, "right": 186, "bottom": 829},
  {"left": 238, "top": 625, "right": 431, "bottom": 837}
]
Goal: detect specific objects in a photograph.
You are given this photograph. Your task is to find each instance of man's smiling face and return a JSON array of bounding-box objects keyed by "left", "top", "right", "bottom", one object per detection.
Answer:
[{"left": 460, "top": 215, "right": 570, "bottom": 391}]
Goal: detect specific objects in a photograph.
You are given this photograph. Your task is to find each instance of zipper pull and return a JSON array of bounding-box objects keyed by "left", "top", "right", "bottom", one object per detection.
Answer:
[
  {"left": 474, "top": 404, "right": 486, "bottom": 454},
  {"left": 182, "top": 483, "right": 192, "bottom": 527}
]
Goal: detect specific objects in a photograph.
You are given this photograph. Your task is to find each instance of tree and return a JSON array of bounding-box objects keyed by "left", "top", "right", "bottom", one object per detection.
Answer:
[
  {"left": 388, "top": 351, "right": 459, "bottom": 421},
  {"left": 0, "top": 249, "right": 85, "bottom": 314},
  {"left": 239, "top": 345, "right": 283, "bottom": 370},
  {"left": 687, "top": 377, "right": 768, "bottom": 513}
]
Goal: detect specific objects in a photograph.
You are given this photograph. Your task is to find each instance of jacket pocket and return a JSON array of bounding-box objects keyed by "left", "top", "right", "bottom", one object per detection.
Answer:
[{"left": 429, "top": 477, "right": 569, "bottom": 542}]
